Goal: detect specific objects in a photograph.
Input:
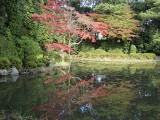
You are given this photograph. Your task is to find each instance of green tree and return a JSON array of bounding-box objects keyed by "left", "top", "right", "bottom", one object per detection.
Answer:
[
  {"left": 92, "top": 3, "right": 140, "bottom": 53},
  {"left": 17, "top": 36, "right": 42, "bottom": 67},
  {"left": 132, "top": 0, "right": 160, "bottom": 54}
]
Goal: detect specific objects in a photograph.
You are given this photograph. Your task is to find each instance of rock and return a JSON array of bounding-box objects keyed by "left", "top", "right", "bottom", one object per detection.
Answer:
[
  {"left": 29, "top": 68, "right": 39, "bottom": 74},
  {"left": 0, "top": 69, "right": 9, "bottom": 76},
  {"left": 39, "top": 67, "right": 46, "bottom": 73},
  {"left": 11, "top": 66, "right": 19, "bottom": 76}
]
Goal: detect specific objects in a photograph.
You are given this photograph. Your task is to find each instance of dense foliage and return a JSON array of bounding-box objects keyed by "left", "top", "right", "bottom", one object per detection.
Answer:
[
  {"left": 0, "top": 0, "right": 159, "bottom": 69},
  {"left": 0, "top": 0, "right": 52, "bottom": 68},
  {"left": 130, "top": 0, "right": 160, "bottom": 55},
  {"left": 93, "top": 3, "right": 140, "bottom": 41}
]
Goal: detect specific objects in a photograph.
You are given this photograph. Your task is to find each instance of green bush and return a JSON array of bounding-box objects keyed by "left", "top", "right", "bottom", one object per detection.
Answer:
[
  {"left": 130, "top": 45, "right": 137, "bottom": 53},
  {"left": 48, "top": 52, "right": 61, "bottom": 61},
  {"left": 26, "top": 61, "right": 37, "bottom": 68},
  {"left": 37, "top": 62, "right": 45, "bottom": 67},
  {"left": 143, "top": 53, "right": 156, "bottom": 59},
  {"left": 36, "top": 59, "right": 46, "bottom": 67},
  {"left": 41, "top": 58, "right": 50, "bottom": 66},
  {"left": 78, "top": 52, "right": 85, "bottom": 56},
  {"left": 94, "top": 49, "right": 106, "bottom": 54},
  {"left": 77, "top": 50, "right": 158, "bottom": 60},
  {"left": 0, "top": 57, "right": 11, "bottom": 69},
  {"left": 108, "top": 48, "right": 123, "bottom": 53},
  {"left": 129, "top": 53, "right": 142, "bottom": 59},
  {"left": 17, "top": 36, "right": 42, "bottom": 63},
  {"left": 8, "top": 57, "right": 22, "bottom": 69}
]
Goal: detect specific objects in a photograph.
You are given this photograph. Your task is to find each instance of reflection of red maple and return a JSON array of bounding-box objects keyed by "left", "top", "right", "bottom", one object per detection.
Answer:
[
  {"left": 76, "top": 77, "right": 95, "bottom": 87},
  {"left": 33, "top": 71, "right": 109, "bottom": 119},
  {"left": 55, "top": 73, "right": 73, "bottom": 84},
  {"left": 44, "top": 76, "right": 53, "bottom": 84},
  {"left": 91, "top": 85, "right": 108, "bottom": 97}
]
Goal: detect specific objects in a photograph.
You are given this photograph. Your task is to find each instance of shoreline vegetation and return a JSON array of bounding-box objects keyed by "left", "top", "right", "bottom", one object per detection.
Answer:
[
  {"left": 0, "top": 52, "right": 159, "bottom": 76},
  {"left": 69, "top": 50, "right": 159, "bottom": 65}
]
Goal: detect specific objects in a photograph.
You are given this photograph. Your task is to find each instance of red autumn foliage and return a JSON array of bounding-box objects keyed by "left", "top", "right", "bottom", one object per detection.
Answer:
[
  {"left": 32, "top": 0, "right": 111, "bottom": 52},
  {"left": 44, "top": 42, "right": 73, "bottom": 52},
  {"left": 55, "top": 73, "right": 73, "bottom": 84}
]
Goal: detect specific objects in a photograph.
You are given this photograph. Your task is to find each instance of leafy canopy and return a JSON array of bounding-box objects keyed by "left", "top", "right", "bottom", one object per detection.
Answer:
[
  {"left": 32, "top": 0, "right": 111, "bottom": 52},
  {"left": 93, "top": 3, "right": 140, "bottom": 41},
  {"left": 139, "top": 0, "right": 160, "bottom": 19}
]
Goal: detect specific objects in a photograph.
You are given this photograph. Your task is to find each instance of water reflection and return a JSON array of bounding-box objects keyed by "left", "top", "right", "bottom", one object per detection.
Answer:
[
  {"left": 0, "top": 76, "right": 18, "bottom": 83},
  {"left": 0, "top": 63, "right": 160, "bottom": 119},
  {"left": 32, "top": 69, "right": 108, "bottom": 120}
]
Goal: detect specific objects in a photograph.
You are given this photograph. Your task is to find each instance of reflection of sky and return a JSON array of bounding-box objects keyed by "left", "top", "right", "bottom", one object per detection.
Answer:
[
  {"left": 80, "top": 0, "right": 97, "bottom": 8},
  {"left": 80, "top": 0, "right": 145, "bottom": 8},
  {"left": 126, "top": 0, "right": 145, "bottom": 3}
]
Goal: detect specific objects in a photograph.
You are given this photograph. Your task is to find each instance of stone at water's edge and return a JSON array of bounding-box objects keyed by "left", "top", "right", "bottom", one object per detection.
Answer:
[
  {"left": 11, "top": 66, "right": 19, "bottom": 76},
  {"left": 0, "top": 69, "right": 9, "bottom": 76},
  {"left": 0, "top": 62, "right": 55, "bottom": 76}
]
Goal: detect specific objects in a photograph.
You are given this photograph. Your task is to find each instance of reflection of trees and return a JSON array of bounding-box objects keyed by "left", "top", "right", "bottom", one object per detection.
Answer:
[
  {"left": 69, "top": 63, "right": 160, "bottom": 120},
  {"left": 0, "top": 76, "right": 49, "bottom": 118},
  {"left": 33, "top": 67, "right": 109, "bottom": 120}
]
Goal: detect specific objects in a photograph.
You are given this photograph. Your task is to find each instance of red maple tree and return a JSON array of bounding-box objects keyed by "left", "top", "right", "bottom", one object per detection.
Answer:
[{"left": 32, "top": 0, "right": 111, "bottom": 52}]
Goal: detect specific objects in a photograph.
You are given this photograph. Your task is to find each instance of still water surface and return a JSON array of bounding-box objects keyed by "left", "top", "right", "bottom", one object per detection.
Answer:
[{"left": 0, "top": 63, "right": 160, "bottom": 120}]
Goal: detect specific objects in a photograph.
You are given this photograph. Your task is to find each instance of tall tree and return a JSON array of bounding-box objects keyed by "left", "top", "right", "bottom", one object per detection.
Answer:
[
  {"left": 135, "top": 0, "right": 160, "bottom": 54},
  {"left": 93, "top": 3, "right": 140, "bottom": 41},
  {"left": 32, "top": 0, "right": 111, "bottom": 56}
]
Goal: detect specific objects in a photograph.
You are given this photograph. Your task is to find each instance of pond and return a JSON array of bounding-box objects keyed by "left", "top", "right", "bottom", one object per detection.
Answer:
[{"left": 0, "top": 62, "right": 160, "bottom": 120}]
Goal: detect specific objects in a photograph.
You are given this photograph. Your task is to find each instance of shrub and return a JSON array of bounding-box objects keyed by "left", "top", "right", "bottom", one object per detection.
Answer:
[
  {"left": 94, "top": 49, "right": 106, "bottom": 54},
  {"left": 108, "top": 49, "right": 123, "bottom": 53},
  {"left": 0, "top": 57, "right": 11, "bottom": 69},
  {"left": 8, "top": 57, "right": 22, "bottom": 69},
  {"left": 78, "top": 52, "right": 85, "bottom": 55},
  {"left": 130, "top": 45, "right": 137, "bottom": 53},
  {"left": 37, "top": 62, "right": 45, "bottom": 67},
  {"left": 41, "top": 58, "right": 50, "bottom": 66},
  {"left": 143, "top": 53, "right": 156, "bottom": 59},
  {"left": 17, "top": 36, "right": 42, "bottom": 63},
  {"left": 48, "top": 52, "right": 61, "bottom": 61},
  {"left": 26, "top": 61, "right": 37, "bottom": 68},
  {"left": 129, "top": 53, "right": 142, "bottom": 59}
]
